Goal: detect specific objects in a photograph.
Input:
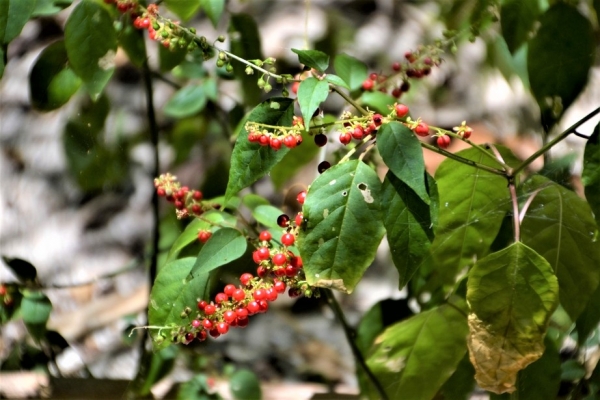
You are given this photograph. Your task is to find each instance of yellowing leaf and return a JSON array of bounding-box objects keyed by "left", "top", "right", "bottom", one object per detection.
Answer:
[{"left": 466, "top": 242, "right": 559, "bottom": 394}]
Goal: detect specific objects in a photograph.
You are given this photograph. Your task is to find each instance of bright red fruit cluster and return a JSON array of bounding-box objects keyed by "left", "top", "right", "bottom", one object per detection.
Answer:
[
  {"left": 154, "top": 173, "right": 209, "bottom": 219},
  {"left": 247, "top": 116, "right": 305, "bottom": 150}
]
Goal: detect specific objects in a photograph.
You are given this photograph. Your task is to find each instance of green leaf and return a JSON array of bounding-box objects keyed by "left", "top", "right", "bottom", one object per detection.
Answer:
[
  {"left": 577, "top": 282, "right": 600, "bottom": 345},
  {"left": 225, "top": 98, "right": 294, "bottom": 200},
  {"left": 438, "top": 354, "right": 475, "bottom": 400},
  {"left": 324, "top": 74, "right": 349, "bottom": 89},
  {"left": 159, "top": 43, "right": 188, "bottom": 72},
  {"left": 377, "top": 122, "right": 429, "bottom": 204},
  {"left": 190, "top": 228, "right": 247, "bottom": 278},
  {"left": 527, "top": 3, "right": 595, "bottom": 125},
  {"left": 33, "top": 0, "right": 73, "bottom": 16},
  {"left": 291, "top": 48, "right": 330, "bottom": 72},
  {"left": 583, "top": 123, "right": 600, "bottom": 226},
  {"left": 366, "top": 303, "right": 468, "bottom": 400},
  {"left": 199, "top": 0, "right": 224, "bottom": 28},
  {"left": 164, "top": 0, "right": 201, "bottom": 21},
  {"left": 252, "top": 205, "right": 284, "bottom": 229},
  {"left": 148, "top": 258, "right": 200, "bottom": 350},
  {"left": 298, "top": 160, "right": 385, "bottom": 293},
  {"left": 2, "top": 257, "right": 38, "bottom": 285},
  {"left": 21, "top": 291, "right": 52, "bottom": 325},
  {"left": 64, "top": 1, "right": 117, "bottom": 100},
  {"left": 229, "top": 14, "right": 263, "bottom": 106},
  {"left": 334, "top": 53, "right": 367, "bottom": 91},
  {"left": 30, "top": 40, "right": 81, "bottom": 111},
  {"left": 0, "top": 0, "right": 36, "bottom": 44},
  {"left": 466, "top": 242, "right": 559, "bottom": 394},
  {"left": 430, "top": 148, "right": 510, "bottom": 284},
  {"left": 360, "top": 91, "right": 396, "bottom": 114},
  {"left": 230, "top": 369, "right": 262, "bottom": 400},
  {"left": 242, "top": 194, "right": 269, "bottom": 210},
  {"left": 166, "top": 210, "right": 237, "bottom": 263},
  {"left": 297, "top": 77, "right": 330, "bottom": 128},
  {"left": 520, "top": 175, "right": 600, "bottom": 320},
  {"left": 500, "top": 0, "right": 540, "bottom": 53},
  {"left": 382, "top": 172, "right": 433, "bottom": 288},
  {"left": 269, "top": 128, "right": 320, "bottom": 189},
  {"left": 118, "top": 22, "right": 146, "bottom": 68},
  {"left": 164, "top": 84, "right": 207, "bottom": 119}
]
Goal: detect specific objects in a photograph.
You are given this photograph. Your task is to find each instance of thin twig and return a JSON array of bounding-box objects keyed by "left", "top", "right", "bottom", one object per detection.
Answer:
[
  {"left": 421, "top": 142, "right": 507, "bottom": 176},
  {"left": 330, "top": 85, "right": 369, "bottom": 116}
]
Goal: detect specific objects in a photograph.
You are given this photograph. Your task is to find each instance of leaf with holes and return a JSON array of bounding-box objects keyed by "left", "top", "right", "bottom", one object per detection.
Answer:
[
  {"left": 378, "top": 122, "right": 429, "bottom": 204},
  {"left": 297, "top": 77, "right": 329, "bottom": 128},
  {"left": 430, "top": 148, "right": 510, "bottom": 284},
  {"left": 520, "top": 175, "right": 600, "bottom": 320},
  {"left": 297, "top": 160, "right": 385, "bottom": 293},
  {"left": 382, "top": 172, "right": 433, "bottom": 288},
  {"left": 366, "top": 303, "right": 468, "bottom": 400},
  {"left": 466, "top": 242, "right": 559, "bottom": 394},
  {"left": 225, "top": 98, "right": 294, "bottom": 200}
]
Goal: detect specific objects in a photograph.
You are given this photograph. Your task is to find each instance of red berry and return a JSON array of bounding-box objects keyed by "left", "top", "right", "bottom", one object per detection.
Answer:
[
  {"left": 314, "top": 134, "right": 328, "bottom": 147},
  {"left": 224, "top": 310, "right": 237, "bottom": 324},
  {"left": 362, "top": 79, "right": 374, "bottom": 91},
  {"left": 258, "top": 246, "right": 270, "bottom": 260},
  {"left": 259, "top": 135, "right": 269, "bottom": 146},
  {"left": 277, "top": 214, "right": 290, "bottom": 228},
  {"left": 270, "top": 137, "right": 282, "bottom": 150},
  {"left": 236, "top": 307, "right": 249, "bottom": 319},
  {"left": 193, "top": 190, "right": 202, "bottom": 200},
  {"left": 369, "top": 72, "right": 378, "bottom": 81},
  {"left": 214, "top": 292, "right": 227, "bottom": 305},
  {"left": 274, "top": 267, "right": 285, "bottom": 277},
  {"left": 395, "top": 104, "right": 409, "bottom": 118},
  {"left": 290, "top": 255, "right": 303, "bottom": 269},
  {"left": 462, "top": 127, "right": 473, "bottom": 139},
  {"left": 259, "top": 230, "right": 272, "bottom": 241},
  {"left": 191, "top": 204, "right": 202, "bottom": 214},
  {"left": 405, "top": 51, "right": 415, "bottom": 62},
  {"left": 252, "top": 250, "right": 262, "bottom": 264},
  {"left": 437, "top": 135, "right": 451, "bottom": 149},
  {"left": 372, "top": 114, "right": 383, "bottom": 126},
  {"left": 192, "top": 319, "right": 201, "bottom": 328},
  {"left": 157, "top": 188, "right": 166, "bottom": 196},
  {"left": 204, "top": 304, "right": 216, "bottom": 315},
  {"left": 281, "top": 135, "right": 295, "bottom": 148},
  {"left": 295, "top": 212, "right": 303, "bottom": 226},
  {"left": 414, "top": 122, "right": 429, "bottom": 137},
  {"left": 281, "top": 233, "right": 295, "bottom": 246},
  {"left": 232, "top": 289, "right": 246, "bottom": 302},
  {"left": 272, "top": 253, "right": 287, "bottom": 266},
  {"left": 352, "top": 126, "right": 364, "bottom": 140},
  {"left": 259, "top": 300, "right": 269, "bottom": 313},
  {"left": 285, "top": 265, "right": 298, "bottom": 277},
  {"left": 209, "top": 328, "right": 221, "bottom": 338},
  {"left": 237, "top": 317, "right": 249, "bottom": 327},
  {"left": 296, "top": 191, "right": 307, "bottom": 205},
  {"left": 175, "top": 200, "right": 184, "bottom": 209},
  {"left": 224, "top": 284, "right": 236, "bottom": 296},
  {"left": 392, "top": 62, "right": 401, "bottom": 71},
  {"left": 291, "top": 81, "right": 300, "bottom": 94},
  {"left": 256, "top": 266, "right": 267, "bottom": 277},
  {"left": 185, "top": 333, "right": 195, "bottom": 343},
  {"left": 198, "top": 230, "right": 212, "bottom": 243},
  {"left": 274, "top": 280, "right": 286, "bottom": 293},
  {"left": 392, "top": 88, "right": 402, "bottom": 98},
  {"left": 197, "top": 300, "right": 207, "bottom": 310},
  {"left": 288, "top": 288, "right": 302, "bottom": 298},
  {"left": 247, "top": 301, "right": 260, "bottom": 314},
  {"left": 339, "top": 132, "right": 352, "bottom": 145},
  {"left": 202, "top": 319, "right": 214, "bottom": 329},
  {"left": 196, "top": 330, "right": 207, "bottom": 341},
  {"left": 265, "top": 288, "right": 278, "bottom": 302},
  {"left": 295, "top": 134, "right": 303, "bottom": 145},
  {"left": 253, "top": 289, "right": 267, "bottom": 301},
  {"left": 240, "top": 273, "right": 253, "bottom": 286}
]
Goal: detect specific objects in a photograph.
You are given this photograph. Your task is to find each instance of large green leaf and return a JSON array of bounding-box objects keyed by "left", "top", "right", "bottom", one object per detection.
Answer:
[
  {"left": 577, "top": 282, "right": 600, "bottom": 346},
  {"left": 252, "top": 205, "right": 284, "bottom": 229},
  {"left": 0, "top": 0, "right": 36, "bottom": 44},
  {"left": 430, "top": 147, "right": 510, "bottom": 284},
  {"left": 360, "top": 91, "right": 396, "bottom": 114},
  {"left": 32, "top": 0, "right": 73, "bottom": 17},
  {"left": 199, "top": 0, "right": 224, "bottom": 28},
  {"left": 366, "top": 303, "right": 468, "bottom": 400},
  {"left": 527, "top": 3, "right": 595, "bottom": 125},
  {"left": 298, "top": 160, "right": 385, "bottom": 293},
  {"left": 583, "top": 123, "right": 600, "bottom": 226},
  {"left": 438, "top": 354, "right": 475, "bottom": 400},
  {"left": 377, "top": 122, "right": 429, "bottom": 204},
  {"left": 164, "top": 84, "right": 207, "bottom": 119},
  {"left": 166, "top": 210, "right": 237, "bottom": 263},
  {"left": 30, "top": 40, "right": 81, "bottom": 111},
  {"left": 490, "top": 337, "right": 561, "bottom": 400},
  {"left": 466, "top": 242, "right": 559, "bottom": 394},
  {"left": 297, "top": 77, "right": 329, "bottom": 128},
  {"left": 148, "top": 258, "right": 201, "bottom": 350},
  {"left": 164, "top": 0, "right": 201, "bottom": 20},
  {"left": 64, "top": 0, "right": 117, "bottom": 100},
  {"left": 291, "top": 48, "right": 330, "bottom": 73},
  {"left": 190, "top": 228, "right": 247, "bottom": 278},
  {"left": 521, "top": 175, "right": 600, "bottom": 320},
  {"left": 333, "top": 53, "right": 367, "bottom": 91},
  {"left": 382, "top": 172, "right": 433, "bottom": 288},
  {"left": 500, "top": 0, "right": 540, "bottom": 53},
  {"left": 225, "top": 98, "right": 294, "bottom": 200}
]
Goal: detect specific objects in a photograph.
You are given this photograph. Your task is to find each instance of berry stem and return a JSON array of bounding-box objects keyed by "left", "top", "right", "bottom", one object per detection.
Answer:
[
  {"left": 442, "top": 130, "right": 510, "bottom": 171},
  {"left": 323, "top": 289, "right": 389, "bottom": 400},
  {"left": 420, "top": 142, "right": 506, "bottom": 176}
]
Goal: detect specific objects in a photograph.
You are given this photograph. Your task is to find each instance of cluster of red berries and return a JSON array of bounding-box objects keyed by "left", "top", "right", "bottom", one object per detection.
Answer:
[
  {"left": 246, "top": 116, "right": 305, "bottom": 150},
  {"left": 335, "top": 112, "right": 387, "bottom": 146},
  {"left": 103, "top": 0, "right": 137, "bottom": 13},
  {"left": 154, "top": 174, "right": 210, "bottom": 219},
  {"left": 362, "top": 50, "right": 440, "bottom": 97}
]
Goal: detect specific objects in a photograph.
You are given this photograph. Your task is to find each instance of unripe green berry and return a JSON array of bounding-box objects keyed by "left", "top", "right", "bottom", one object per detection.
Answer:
[
  {"left": 189, "top": 28, "right": 196, "bottom": 34},
  {"left": 161, "top": 31, "right": 169, "bottom": 38},
  {"left": 226, "top": 64, "right": 233, "bottom": 72},
  {"left": 217, "top": 35, "right": 225, "bottom": 42},
  {"left": 216, "top": 59, "right": 225, "bottom": 68},
  {"left": 264, "top": 83, "right": 272, "bottom": 93},
  {"left": 218, "top": 51, "right": 227, "bottom": 60},
  {"left": 178, "top": 38, "right": 187, "bottom": 46},
  {"left": 257, "top": 78, "right": 265, "bottom": 89},
  {"left": 153, "top": 22, "right": 160, "bottom": 30},
  {"left": 282, "top": 87, "right": 289, "bottom": 97},
  {"left": 245, "top": 66, "right": 254, "bottom": 75}
]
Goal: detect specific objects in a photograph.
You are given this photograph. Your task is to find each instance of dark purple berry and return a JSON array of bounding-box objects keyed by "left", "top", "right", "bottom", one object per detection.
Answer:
[{"left": 318, "top": 161, "right": 331, "bottom": 174}]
